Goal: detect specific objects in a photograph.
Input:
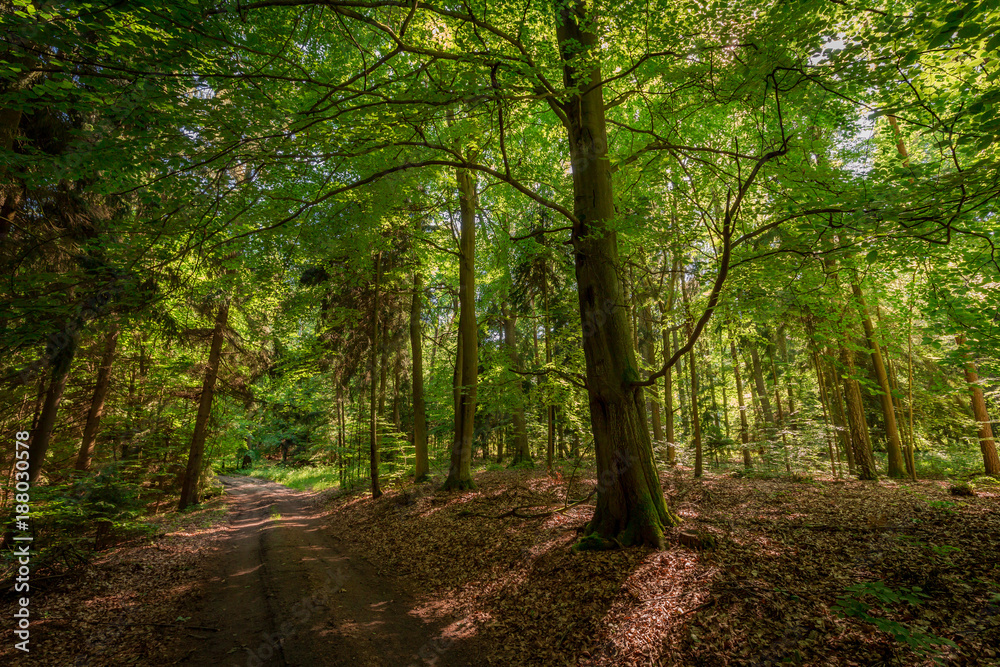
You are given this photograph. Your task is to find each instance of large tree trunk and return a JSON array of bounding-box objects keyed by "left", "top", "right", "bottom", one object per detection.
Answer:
[
  {"left": 75, "top": 321, "right": 120, "bottom": 471},
  {"left": 558, "top": 4, "right": 677, "bottom": 549},
  {"left": 369, "top": 252, "right": 383, "bottom": 499},
  {"left": 730, "top": 337, "right": 752, "bottom": 468},
  {"left": 503, "top": 306, "right": 531, "bottom": 465},
  {"left": 851, "top": 282, "right": 906, "bottom": 477},
  {"left": 443, "top": 165, "right": 477, "bottom": 490},
  {"left": 839, "top": 345, "right": 877, "bottom": 480},
  {"left": 955, "top": 335, "right": 1000, "bottom": 474},
  {"left": 178, "top": 300, "right": 229, "bottom": 509},
  {"left": 410, "top": 272, "right": 429, "bottom": 481}
]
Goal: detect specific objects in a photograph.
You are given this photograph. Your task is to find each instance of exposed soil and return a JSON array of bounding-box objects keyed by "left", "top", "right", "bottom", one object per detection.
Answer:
[
  {"left": 166, "top": 476, "right": 479, "bottom": 667},
  {"left": 2, "top": 476, "right": 478, "bottom": 667}
]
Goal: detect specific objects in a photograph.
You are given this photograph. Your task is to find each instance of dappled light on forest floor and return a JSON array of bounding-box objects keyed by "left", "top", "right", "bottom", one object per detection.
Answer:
[{"left": 326, "top": 468, "right": 1000, "bottom": 666}]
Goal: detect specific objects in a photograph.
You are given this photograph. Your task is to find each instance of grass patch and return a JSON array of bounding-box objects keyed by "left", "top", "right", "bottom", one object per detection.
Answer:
[{"left": 245, "top": 463, "right": 342, "bottom": 492}]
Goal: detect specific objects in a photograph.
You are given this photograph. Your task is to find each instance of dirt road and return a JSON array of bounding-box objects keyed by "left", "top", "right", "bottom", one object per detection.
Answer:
[{"left": 169, "top": 476, "right": 476, "bottom": 667}]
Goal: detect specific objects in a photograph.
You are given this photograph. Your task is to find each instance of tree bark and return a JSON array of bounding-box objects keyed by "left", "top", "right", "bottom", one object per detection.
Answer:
[
  {"left": 378, "top": 318, "right": 388, "bottom": 418},
  {"left": 955, "top": 334, "right": 1000, "bottom": 474},
  {"left": 28, "top": 322, "right": 80, "bottom": 484},
  {"left": 75, "top": 321, "right": 119, "bottom": 471},
  {"left": 840, "top": 345, "right": 877, "bottom": 480},
  {"left": 730, "top": 337, "right": 752, "bottom": 468},
  {"left": 542, "top": 269, "right": 555, "bottom": 471},
  {"left": 502, "top": 305, "right": 531, "bottom": 465},
  {"left": 769, "top": 344, "right": 791, "bottom": 473},
  {"left": 369, "top": 252, "right": 383, "bottom": 499},
  {"left": 443, "top": 165, "right": 477, "bottom": 491},
  {"left": 748, "top": 342, "right": 775, "bottom": 436},
  {"left": 410, "top": 272, "right": 429, "bottom": 481},
  {"left": 179, "top": 299, "right": 228, "bottom": 509},
  {"left": 392, "top": 350, "right": 401, "bottom": 431},
  {"left": 776, "top": 327, "right": 796, "bottom": 431},
  {"left": 811, "top": 347, "right": 840, "bottom": 477},
  {"left": 826, "top": 348, "right": 855, "bottom": 475},
  {"left": 642, "top": 305, "right": 663, "bottom": 448},
  {"left": 851, "top": 282, "right": 906, "bottom": 478},
  {"left": 558, "top": 4, "right": 678, "bottom": 548},
  {"left": 675, "top": 328, "right": 689, "bottom": 442},
  {"left": 663, "top": 326, "right": 675, "bottom": 465},
  {"left": 690, "top": 339, "right": 702, "bottom": 478}
]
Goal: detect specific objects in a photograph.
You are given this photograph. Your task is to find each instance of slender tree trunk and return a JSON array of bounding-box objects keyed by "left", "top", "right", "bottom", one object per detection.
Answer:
[
  {"left": 502, "top": 306, "right": 531, "bottom": 465},
  {"left": 27, "top": 323, "right": 80, "bottom": 484},
  {"left": 840, "top": 345, "right": 877, "bottom": 480},
  {"left": 811, "top": 347, "right": 840, "bottom": 477},
  {"left": 664, "top": 327, "right": 675, "bottom": 465},
  {"left": 337, "top": 385, "right": 346, "bottom": 485},
  {"left": 906, "top": 319, "right": 917, "bottom": 478},
  {"left": 642, "top": 306, "right": 663, "bottom": 450},
  {"left": 443, "top": 165, "right": 478, "bottom": 490},
  {"left": 776, "top": 327, "right": 796, "bottom": 431},
  {"left": 410, "top": 272, "right": 429, "bottom": 481},
  {"left": 769, "top": 344, "right": 791, "bottom": 473},
  {"left": 661, "top": 257, "right": 680, "bottom": 465},
  {"left": 542, "top": 271, "right": 556, "bottom": 471},
  {"left": 378, "top": 318, "right": 388, "bottom": 418},
  {"left": 75, "top": 322, "right": 119, "bottom": 471},
  {"left": 691, "top": 339, "right": 702, "bottom": 478},
  {"left": 392, "top": 350, "right": 402, "bottom": 431},
  {"left": 827, "top": 348, "right": 855, "bottom": 475},
  {"left": 558, "top": 4, "right": 678, "bottom": 548},
  {"left": 730, "top": 337, "right": 752, "bottom": 468},
  {"left": 369, "top": 252, "right": 383, "bottom": 499},
  {"left": 179, "top": 299, "right": 229, "bottom": 509},
  {"left": 28, "top": 369, "right": 70, "bottom": 485},
  {"left": 851, "top": 282, "right": 906, "bottom": 477},
  {"left": 748, "top": 342, "right": 775, "bottom": 439},
  {"left": 955, "top": 334, "right": 1000, "bottom": 474},
  {"left": 681, "top": 279, "right": 702, "bottom": 477},
  {"left": 675, "top": 328, "right": 689, "bottom": 441}
]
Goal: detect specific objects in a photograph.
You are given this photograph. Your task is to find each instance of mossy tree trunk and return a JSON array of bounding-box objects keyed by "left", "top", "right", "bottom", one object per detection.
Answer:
[{"left": 557, "top": 3, "right": 678, "bottom": 549}]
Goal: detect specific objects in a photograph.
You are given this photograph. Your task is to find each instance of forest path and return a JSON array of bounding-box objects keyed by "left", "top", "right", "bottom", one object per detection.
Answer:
[{"left": 168, "top": 476, "right": 472, "bottom": 667}]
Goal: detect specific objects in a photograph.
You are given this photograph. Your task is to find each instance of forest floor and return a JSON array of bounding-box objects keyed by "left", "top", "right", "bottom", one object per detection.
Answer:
[
  {"left": 323, "top": 465, "right": 1000, "bottom": 667},
  {"left": 2, "top": 467, "right": 999, "bottom": 666}
]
